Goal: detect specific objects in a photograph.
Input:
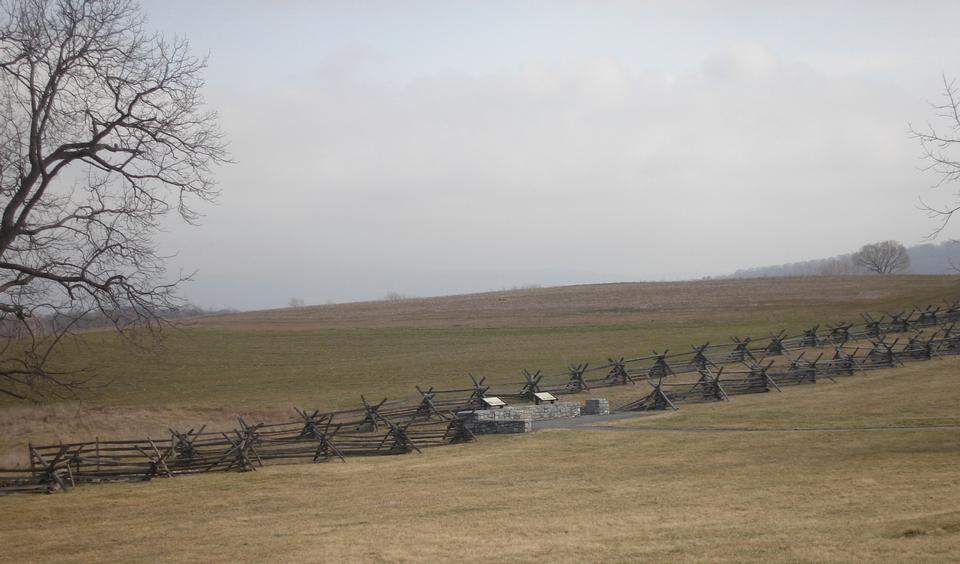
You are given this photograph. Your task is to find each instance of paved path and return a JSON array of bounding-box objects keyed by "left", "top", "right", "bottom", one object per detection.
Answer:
[
  {"left": 535, "top": 414, "right": 960, "bottom": 433},
  {"left": 581, "top": 423, "right": 960, "bottom": 433},
  {"left": 532, "top": 411, "right": 654, "bottom": 430}
]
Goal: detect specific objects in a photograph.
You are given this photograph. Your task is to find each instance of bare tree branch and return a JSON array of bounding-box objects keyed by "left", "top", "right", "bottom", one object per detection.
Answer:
[
  {"left": 0, "top": 0, "right": 227, "bottom": 401},
  {"left": 911, "top": 74, "right": 960, "bottom": 239},
  {"left": 853, "top": 241, "right": 911, "bottom": 275}
]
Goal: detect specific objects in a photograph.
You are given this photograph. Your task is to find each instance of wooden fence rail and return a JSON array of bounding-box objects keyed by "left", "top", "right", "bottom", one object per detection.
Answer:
[{"left": 2, "top": 301, "right": 959, "bottom": 495}]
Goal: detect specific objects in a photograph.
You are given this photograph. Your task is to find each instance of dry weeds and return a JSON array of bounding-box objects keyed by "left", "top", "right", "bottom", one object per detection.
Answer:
[
  {"left": 2, "top": 276, "right": 957, "bottom": 467},
  {"left": 182, "top": 276, "right": 960, "bottom": 330},
  {"left": 1, "top": 358, "right": 958, "bottom": 562}
]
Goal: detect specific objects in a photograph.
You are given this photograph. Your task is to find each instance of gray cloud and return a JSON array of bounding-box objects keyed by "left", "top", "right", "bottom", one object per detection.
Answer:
[{"left": 146, "top": 5, "right": 960, "bottom": 309}]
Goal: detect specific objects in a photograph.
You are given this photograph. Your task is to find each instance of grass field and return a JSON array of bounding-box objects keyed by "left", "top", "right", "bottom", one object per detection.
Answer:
[
  {"left": 0, "top": 358, "right": 958, "bottom": 562},
  {"left": 1, "top": 275, "right": 959, "bottom": 562},
  {"left": 1, "top": 275, "right": 958, "bottom": 464}
]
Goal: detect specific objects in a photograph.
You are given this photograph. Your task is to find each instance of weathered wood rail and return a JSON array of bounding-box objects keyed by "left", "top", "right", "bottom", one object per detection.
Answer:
[
  {"left": 0, "top": 409, "right": 474, "bottom": 494},
  {"left": 2, "top": 301, "right": 959, "bottom": 495},
  {"left": 616, "top": 327, "right": 960, "bottom": 412}
]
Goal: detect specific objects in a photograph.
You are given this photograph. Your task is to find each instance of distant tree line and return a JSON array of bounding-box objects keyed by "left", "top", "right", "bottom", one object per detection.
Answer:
[
  {"left": 729, "top": 240, "right": 958, "bottom": 279},
  {"left": 730, "top": 252, "right": 862, "bottom": 278},
  {"left": 0, "top": 304, "right": 239, "bottom": 335}
]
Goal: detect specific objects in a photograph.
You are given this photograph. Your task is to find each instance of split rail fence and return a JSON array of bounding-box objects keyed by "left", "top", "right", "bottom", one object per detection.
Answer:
[{"left": 2, "top": 302, "right": 959, "bottom": 495}]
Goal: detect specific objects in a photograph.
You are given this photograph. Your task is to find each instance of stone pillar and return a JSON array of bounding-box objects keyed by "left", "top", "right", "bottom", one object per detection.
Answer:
[{"left": 581, "top": 398, "right": 610, "bottom": 416}]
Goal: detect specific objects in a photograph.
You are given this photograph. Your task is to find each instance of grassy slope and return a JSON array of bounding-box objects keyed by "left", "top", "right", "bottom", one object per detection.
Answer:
[
  {"left": 612, "top": 356, "right": 960, "bottom": 429},
  {"left": 0, "top": 358, "right": 958, "bottom": 562},
  {"left": 0, "top": 275, "right": 958, "bottom": 465}
]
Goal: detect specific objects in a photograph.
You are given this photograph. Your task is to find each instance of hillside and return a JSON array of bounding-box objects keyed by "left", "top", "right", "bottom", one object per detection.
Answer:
[
  {"left": 3, "top": 354, "right": 959, "bottom": 562},
  {"left": 3, "top": 275, "right": 960, "bottom": 562},
  {"left": 183, "top": 275, "right": 960, "bottom": 330},
  {"left": 1, "top": 275, "right": 957, "bottom": 468}
]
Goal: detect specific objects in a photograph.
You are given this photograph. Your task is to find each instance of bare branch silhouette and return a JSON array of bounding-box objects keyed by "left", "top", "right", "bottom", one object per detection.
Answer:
[
  {"left": 911, "top": 75, "right": 960, "bottom": 239},
  {"left": 0, "top": 0, "right": 227, "bottom": 400},
  {"left": 853, "top": 241, "right": 910, "bottom": 275}
]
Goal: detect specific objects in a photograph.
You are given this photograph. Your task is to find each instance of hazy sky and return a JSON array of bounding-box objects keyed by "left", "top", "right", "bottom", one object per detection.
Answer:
[{"left": 141, "top": 1, "right": 960, "bottom": 309}]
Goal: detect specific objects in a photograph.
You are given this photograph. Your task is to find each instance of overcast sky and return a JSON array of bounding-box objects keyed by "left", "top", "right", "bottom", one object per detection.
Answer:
[{"left": 142, "top": 1, "right": 960, "bottom": 309}]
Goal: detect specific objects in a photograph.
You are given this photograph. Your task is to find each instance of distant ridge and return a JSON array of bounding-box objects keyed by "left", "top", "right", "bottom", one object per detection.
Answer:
[
  {"left": 181, "top": 276, "right": 960, "bottom": 330},
  {"left": 729, "top": 241, "right": 960, "bottom": 278}
]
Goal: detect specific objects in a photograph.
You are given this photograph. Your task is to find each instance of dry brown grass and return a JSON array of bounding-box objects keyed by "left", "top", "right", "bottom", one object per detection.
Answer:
[
  {"left": 0, "top": 404, "right": 283, "bottom": 467},
  {"left": 183, "top": 276, "right": 960, "bottom": 330},
  {"left": 1, "top": 275, "right": 957, "bottom": 467},
  {"left": 1, "top": 358, "right": 958, "bottom": 562},
  {"left": 610, "top": 356, "right": 960, "bottom": 430}
]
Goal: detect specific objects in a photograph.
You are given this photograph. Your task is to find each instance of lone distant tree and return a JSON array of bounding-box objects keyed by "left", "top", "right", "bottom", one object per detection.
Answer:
[
  {"left": 0, "top": 0, "right": 227, "bottom": 400},
  {"left": 853, "top": 241, "right": 911, "bottom": 275}
]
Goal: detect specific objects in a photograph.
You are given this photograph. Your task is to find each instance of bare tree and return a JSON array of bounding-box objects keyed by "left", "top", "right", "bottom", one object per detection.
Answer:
[
  {"left": 0, "top": 0, "right": 227, "bottom": 400},
  {"left": 912, "top": 75, "right": 960, "bottom": 238},
  {"left": 853, "top": 241, "right": 911, "bottom": 275}
]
